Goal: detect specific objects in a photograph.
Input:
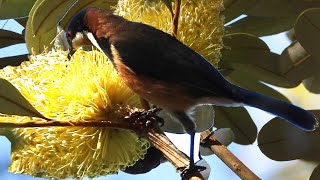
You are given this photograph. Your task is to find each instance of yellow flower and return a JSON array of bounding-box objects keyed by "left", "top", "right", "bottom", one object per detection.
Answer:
[
  {"left": 0, "top": 50, "right": 149, "bottom": 179},
  {"left": 115, "top": 0, "right": 224, "bottom": 66}
]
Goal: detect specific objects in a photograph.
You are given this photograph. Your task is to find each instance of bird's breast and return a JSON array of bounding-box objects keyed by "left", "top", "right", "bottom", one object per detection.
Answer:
[
  {"left": 110, "top": 48, "right": 197, "bottom": 111},
  {"left": 118, "top": 66, "right": 198, "bottom": 111}
]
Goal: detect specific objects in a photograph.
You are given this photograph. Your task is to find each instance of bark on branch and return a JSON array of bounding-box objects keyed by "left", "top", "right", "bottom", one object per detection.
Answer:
[{"left": 200, "top": 130, "right": 261, "bottom": 180}]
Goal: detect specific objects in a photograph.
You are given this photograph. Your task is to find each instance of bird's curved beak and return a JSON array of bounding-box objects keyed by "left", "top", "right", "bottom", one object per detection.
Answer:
[{"left": 68, "top": 31, "right": 104, "bottom": 54}]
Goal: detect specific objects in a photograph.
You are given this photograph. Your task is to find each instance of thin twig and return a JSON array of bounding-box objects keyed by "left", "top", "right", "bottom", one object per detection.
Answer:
[
  {"left": 172, "top": 0, "right": 181, "bottom": 37},
  {"left": 200, "top": 130, "right": 261, "bottom": 180},
  {"left": 0, "top": 112, "right": 203, "bottom": 180},
  {"left": 0, "top": 120, "right": 131, "bottom": 129},
  {"left": 146, "top": 125, "right": 204, "bottom": 180}
]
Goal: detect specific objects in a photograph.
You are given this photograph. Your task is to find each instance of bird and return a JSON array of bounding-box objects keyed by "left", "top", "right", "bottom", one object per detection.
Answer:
[{"left": 66, "top": 7, "right": 318, "bottom": 174}]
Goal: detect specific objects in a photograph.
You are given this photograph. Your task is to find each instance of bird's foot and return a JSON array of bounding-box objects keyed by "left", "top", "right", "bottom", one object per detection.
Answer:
[
  {"left": 129, "top": 107, "right": 164, "bottom": 135},
  {"left": 178, "top": 164, "right": 206, "bottom": 180},
  {"left": 140, "top": 107, "right": 164, "bottom": 126}
]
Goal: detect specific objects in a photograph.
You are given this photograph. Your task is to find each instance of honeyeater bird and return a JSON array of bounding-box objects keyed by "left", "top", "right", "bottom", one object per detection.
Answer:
[{"left": 66, "top": 7, "right": 318, "bottom": 173}]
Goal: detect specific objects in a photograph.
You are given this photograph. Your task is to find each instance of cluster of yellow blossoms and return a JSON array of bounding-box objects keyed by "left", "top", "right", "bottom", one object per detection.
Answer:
[{"left": 0, "top": 0, "right": 224, "bottom": 178}]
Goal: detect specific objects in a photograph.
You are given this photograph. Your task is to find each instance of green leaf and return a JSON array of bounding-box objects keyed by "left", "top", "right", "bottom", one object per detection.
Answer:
[
  {"left": 15, "top": 17, "right": 28, "bottom": 27},
  {"left": 258, "top": 118, "right": 308, "bottom": 161},
  {"left": 0, "top": 0, "right": 7, "bottom": 7},
  {"left": 247, "top": 0, "right": 320, "bottom": 17},
  {"left": 295, "top": 8, "right": 320, "bottom": 61},
  {"left": 258, "top": 110, "right": 320, "bottom": 161},
  {"left": 26, "top": 0, "right": 78, "bottom": 53},
  {"left": 200, "top": 128, "right": 235, "bottom": 155},
  {"left": 0, "top": 0, "right": 36, "bottom": 19},
  {"left": 221, "top": 33, "right": 273, "bottom": 66},
  {"left": 223, "top": 0, "right": 258, "bottom": 23},
  {"left": 226, "top": 16, "right": 296, "bottom": 37},
  {"left": 213, "top": 107, "right": 257, "bottom": 145},
  {"left": 226, "top": 69, "right": 291, "bottom": 103},
  {"left": 0, "top": 54, "right": 28, "bottom": 68},
  {"left": 159, "top": 105, "right": 214, "bottom": 133},
  {"left": 310, "top": 165, "right": 320, "bottom": 180},
  {"left": 303, "top": 75, "right": 320, "bottom": 94},
  {"left": 279, "top": 41, "right": 319, "bottom": 82},
  {"left": 0, "top": 78, "right": 47, "bottom": 119},
  {"left": 59, "top": 0, "right": 119, "bottom": 29},
  {"left": 214, "top": 128, "right": 235, "bottom": 147},
  {"left": 26, "top": 0, "right": 118, "bottom": 54},
  {"left": 221, "top": 33, "right": 300, "bottom": 88},
  {"left": 0, "top": 30, "right": 24, "bottom": 48},
  {"left": 0, "top": 128, "right": 22, "bottom": 151}
]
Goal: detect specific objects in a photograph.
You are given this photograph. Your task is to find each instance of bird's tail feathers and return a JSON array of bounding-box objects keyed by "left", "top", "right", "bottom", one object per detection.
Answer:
[{"left": 233, "top": 86, "right": 318, "bottom": 131}]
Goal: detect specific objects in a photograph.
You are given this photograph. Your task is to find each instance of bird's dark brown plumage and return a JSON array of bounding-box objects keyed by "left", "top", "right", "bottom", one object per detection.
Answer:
[{"left": 66, "top": 7, "right": 318, "bottom": 174}]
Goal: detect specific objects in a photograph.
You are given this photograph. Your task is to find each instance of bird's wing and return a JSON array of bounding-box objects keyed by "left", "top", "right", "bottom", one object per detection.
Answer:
[{"left": 109, "top": 22, "right": 230, "bottom": 98}]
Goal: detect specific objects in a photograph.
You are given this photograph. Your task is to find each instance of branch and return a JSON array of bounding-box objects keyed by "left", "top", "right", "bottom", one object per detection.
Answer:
[
  {"left": 200, "top": 130, "right": 261, "bottom": 180},
  {"left": 0, "top": 110, "right": 203, "bottom": 180},
  {"left": 146, "top": 124, "right": 204, "bottom": 180},
  {"left": 0, "top": 120, "right": 130, "bottom": 128},
  {"left": 172, "top": 0, "right": 181, "bottom": 37}
]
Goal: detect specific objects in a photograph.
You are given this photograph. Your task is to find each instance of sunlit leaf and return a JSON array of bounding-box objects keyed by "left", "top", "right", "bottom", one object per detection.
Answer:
[
  {"left": 26, "top": 0, "right": 118, "bottom": 54},
  {"left": 222, "top": 0, "right": 258, "bottom": 23},
  {"left": 0, "top": 78, "right": 47, "bottom": 119},
  {"left": 226, "top": 16, "right": 296, "bottom": 36},
  {"left": 26, "top": 0, "right": 76, "bottom": 53},
  {"left": 213, "top": 107, "right": 257, "bottom": 145},
  {"left": 295, "top": 8, "right": 320, "bottom": 61},
  {"left": 221, "top": 33, "right": 300, "bottom": 88},
  {"left": 0, "top": 29, "right": 24, "bottom": 48},
  {"left": 258, "top": 110, "right": 320, "bottom": 161},
  {"left": 0, "top": 54, "right": 28, "bottom": 68},
  {"left": 0, "top": 0, "right": 36, "bottom": 19},
  {"left": 159, "top": 105, "right": 214, "bottom": 133}
]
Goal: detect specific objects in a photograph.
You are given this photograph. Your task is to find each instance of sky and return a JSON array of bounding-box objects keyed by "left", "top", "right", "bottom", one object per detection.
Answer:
[{"left": 0, "top": 18, "right": 319, "bottom": 180}]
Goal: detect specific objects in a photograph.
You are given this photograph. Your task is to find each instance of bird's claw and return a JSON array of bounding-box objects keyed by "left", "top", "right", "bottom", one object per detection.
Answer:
[
  {"left": 129, "top": 107, "right": 164, "bottom": 134},
  {"left": 148, "top": 107, "right": 164, "bottom": 127},
  {"left": 178, "top": 164, "right": 206, "bottom": 180},
  {"left": 140, "top": 107, "right": 164, "bottom": 127}
]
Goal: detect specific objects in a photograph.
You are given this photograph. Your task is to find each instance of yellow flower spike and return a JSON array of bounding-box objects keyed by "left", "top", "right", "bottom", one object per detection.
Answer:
[
  {"left": 0, "top": 50, "right": 149, "bottom": 179},
  {"left": 116, "top": 0, "right": 224, "bottom": 66}
]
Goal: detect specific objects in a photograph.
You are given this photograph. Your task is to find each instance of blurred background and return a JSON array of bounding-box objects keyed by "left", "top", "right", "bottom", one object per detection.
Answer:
[{"left": 1, "top": 17, "right": 319, "bottom": 179}]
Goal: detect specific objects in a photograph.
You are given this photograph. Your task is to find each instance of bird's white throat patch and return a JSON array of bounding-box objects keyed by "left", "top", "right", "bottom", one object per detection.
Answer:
[{"left": 85, "top": 31, "right": 104, "bottom": 52}]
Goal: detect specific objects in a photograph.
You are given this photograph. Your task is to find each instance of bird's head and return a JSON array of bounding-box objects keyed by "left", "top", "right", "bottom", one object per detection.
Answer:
[{"left": 66, "top": 8, "right": 107, "bottom": 53}]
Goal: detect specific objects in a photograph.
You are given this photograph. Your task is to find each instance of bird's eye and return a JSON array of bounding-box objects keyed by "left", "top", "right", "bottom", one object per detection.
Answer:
[{"left": 67, "top": 31, "right": 72, "bottom": 38}]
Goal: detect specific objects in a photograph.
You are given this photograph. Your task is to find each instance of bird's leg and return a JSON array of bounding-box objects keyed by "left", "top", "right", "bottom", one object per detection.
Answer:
[
  {"left": 172, "top": 111, "right": 206, "bottom": 177},
  {"left": 189, "top": 131, "right": 195, "bottom": 169}
]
